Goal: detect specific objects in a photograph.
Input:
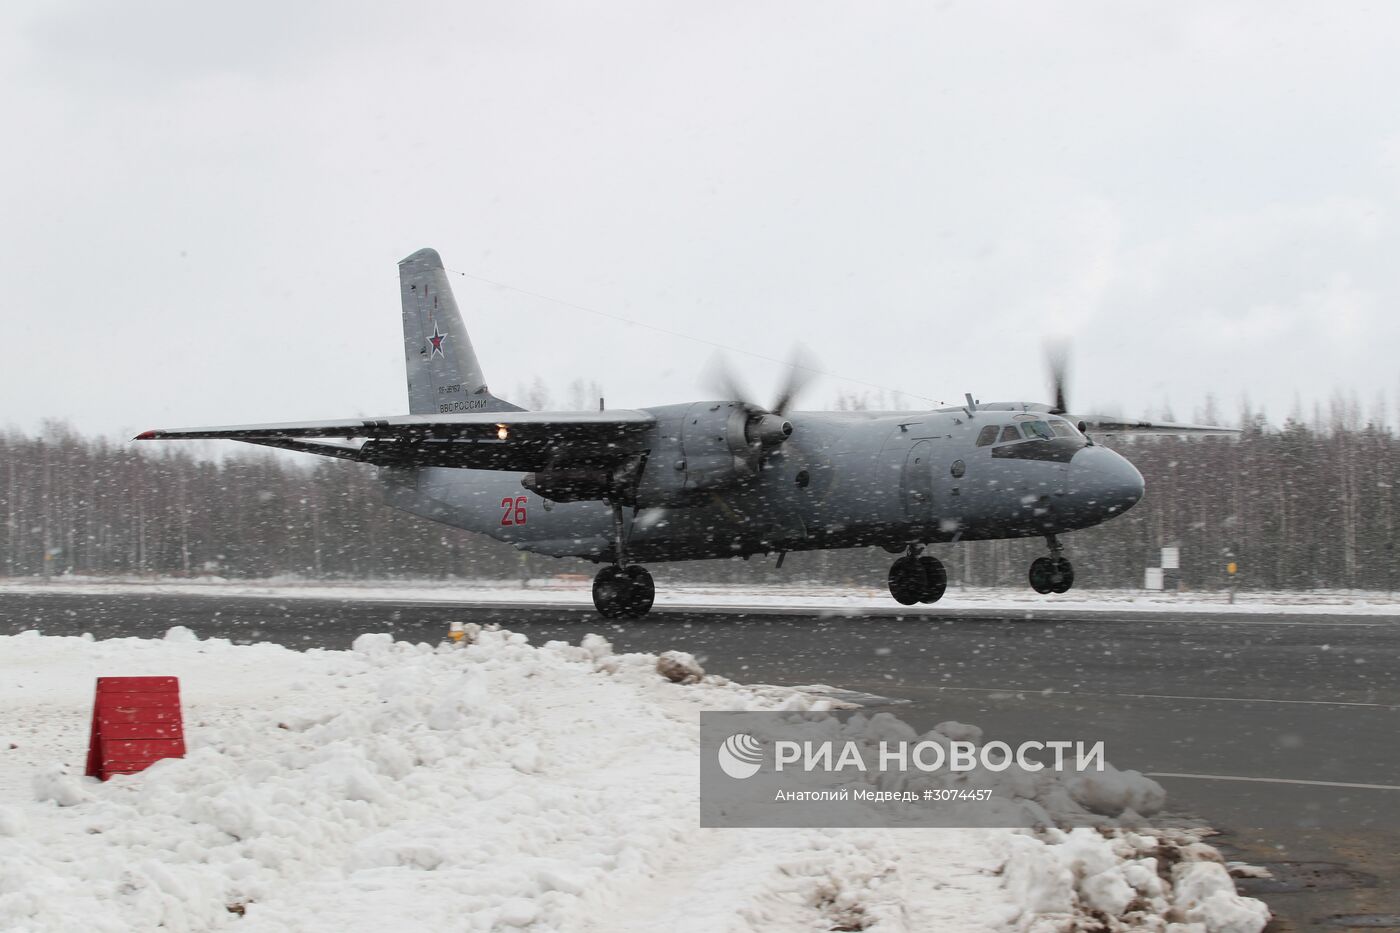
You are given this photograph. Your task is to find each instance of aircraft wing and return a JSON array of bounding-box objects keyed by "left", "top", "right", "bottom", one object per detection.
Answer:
[
  {"left": 1076, "top": 416, "right": 1240, "bottom": 436},
  {"left": 135, "top": 410, "right": 657, "bottom": 471}
]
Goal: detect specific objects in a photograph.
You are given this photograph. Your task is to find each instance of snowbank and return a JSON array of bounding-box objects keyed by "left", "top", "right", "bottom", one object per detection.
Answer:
[
  {"left": 0, "top": 627, "right": 1268, "bottom": 931},
  {"left": 1005, "top": 830, "right": 1271, "bottom": 932}
]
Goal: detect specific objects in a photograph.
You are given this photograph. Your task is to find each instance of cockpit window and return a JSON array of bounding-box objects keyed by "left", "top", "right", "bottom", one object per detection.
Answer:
[
  {"left": 1050, "top": 420, "right": 1075, "bottom": 438},
  {"left": 975, "top": 425, "right": 999, "bottom": 447},
  {"left": 1025, "top": 420, "right": 1055, "bottom": 441},
  {"left": 999, "top": 425, "right": 1021, "bottom": 443}
]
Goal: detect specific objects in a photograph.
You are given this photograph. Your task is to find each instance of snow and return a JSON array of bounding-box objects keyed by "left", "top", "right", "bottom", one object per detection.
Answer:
[
  {"left": 1067, "top": 763, "right": 1168, "bottom": 818},
  {"left": 1004, "top": 830, "right": 1272, "bottom": 933},
  {"left": 0, "top": 626, "right": 1269, "bottom": 931},
  {"left": 1172, "top": 862, "right": 1274, "bottom": 933},
  {"left": 2, "top": 575, "right": 1396, "bottom": 616},
  {"left": 654, "top": 650, "right": 705, "bottom": 684}
]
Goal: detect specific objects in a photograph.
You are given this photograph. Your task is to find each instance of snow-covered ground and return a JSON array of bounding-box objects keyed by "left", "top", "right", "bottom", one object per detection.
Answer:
[
  {"left": 2, "top": 574, "right": 1398, "bottom": 616},
  {"left": 0, "top": 625, "right": 1270, "bottom": 931}
]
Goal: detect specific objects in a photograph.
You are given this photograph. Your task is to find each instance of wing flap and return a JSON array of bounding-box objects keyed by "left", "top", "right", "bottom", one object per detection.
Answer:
[
  {"left": 136, "top": 409, "right": 654, "bottom": 440},
  {"left": 136, "top": 410, "right": 656, "bottom": 472}
]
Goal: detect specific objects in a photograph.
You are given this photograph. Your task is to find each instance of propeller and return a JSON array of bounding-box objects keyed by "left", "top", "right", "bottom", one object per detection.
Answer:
[
  {"left": 769, "top": 345, "right": 818, "bottom": 417},
  {"left": 707, "top": 346, "right": 817, "bottom": 453},
  {"left": 1045, "top": 340, "right": 1070, "bottom": 416},
  {"left": 1037, "top": 340, "right": 1240, "bottom": 436}
]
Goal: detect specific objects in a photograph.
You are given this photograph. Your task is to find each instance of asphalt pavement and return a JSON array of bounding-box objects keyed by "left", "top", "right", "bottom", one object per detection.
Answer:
[{"left": 3, "top": 591, "right": 1398, "bottom": 931}]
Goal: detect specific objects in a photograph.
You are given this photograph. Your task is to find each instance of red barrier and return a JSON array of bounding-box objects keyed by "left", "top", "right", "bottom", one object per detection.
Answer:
[{"left": 85, "top": 676, "right": 186, "bottom": 781}]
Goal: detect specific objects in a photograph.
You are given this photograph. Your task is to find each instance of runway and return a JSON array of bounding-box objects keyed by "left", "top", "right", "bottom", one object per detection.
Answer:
[{"left": 4, "top": 591, "right": 1398, "bottom": 931}]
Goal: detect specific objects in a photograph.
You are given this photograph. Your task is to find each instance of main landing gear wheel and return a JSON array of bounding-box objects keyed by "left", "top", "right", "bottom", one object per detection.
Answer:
[
  {"left": 1029, "top": 556, "right": 1074, "bottom": 595},
  {"left": 916, "top": 555, "right": 948, "bottom": 603},
  {"left": 623, "top": 565, "right": 655, "bottom": 616},
  {"left": 592, "top": 565, "right": 655, "bottom": 618},
  {"left": 888, "top": 554, "right": 947, "bottom": 605}
]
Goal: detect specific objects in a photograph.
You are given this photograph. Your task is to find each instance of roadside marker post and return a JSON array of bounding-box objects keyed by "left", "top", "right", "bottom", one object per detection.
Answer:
[{"left": 84, "top": 676, "right": 186, "bottom": 781}]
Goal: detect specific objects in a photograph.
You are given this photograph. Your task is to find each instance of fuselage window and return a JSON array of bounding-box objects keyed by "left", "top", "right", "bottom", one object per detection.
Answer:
[
  {"left": 1025, "top": 420, "right": 1055, "bottom": 440},
  {"left": 1050, "top": 421, "right": 1074, "bottom": 438},
  {"left": 975, "top": 425, "right": 999, "bottom": 446},
  {"left": 999, "top": 425, "right": 1021, "bottom": 443}
]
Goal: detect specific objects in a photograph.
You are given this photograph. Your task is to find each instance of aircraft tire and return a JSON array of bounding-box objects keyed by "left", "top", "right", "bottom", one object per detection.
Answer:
[
  {"left": 622, "top": 565, "right": 655, "bottom": 617},
  {"left": 1050, "top": 557, "right": 1074, "bottom": 594},
  {"left": 1029, "top": 557, "right": 1056, "bottom": 595},
  {"left": 888, "top": 556, "right": 924, "bottom": 606},
  {"left": 916, "top": 556, "right": 947, "bottom": 603},
  {"left": 592, "top": 566, "right": 631, "bottom": 618}
]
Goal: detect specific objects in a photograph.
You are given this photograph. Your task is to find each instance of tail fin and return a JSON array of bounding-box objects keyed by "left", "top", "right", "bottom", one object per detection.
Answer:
[{"left": 399, "top": 248, "right": 522, "bottom": 415}]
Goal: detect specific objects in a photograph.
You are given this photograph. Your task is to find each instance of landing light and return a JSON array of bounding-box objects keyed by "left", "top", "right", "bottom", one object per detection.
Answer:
[{"left": 496, "top": 424, "right": 509, "bottom": 441}]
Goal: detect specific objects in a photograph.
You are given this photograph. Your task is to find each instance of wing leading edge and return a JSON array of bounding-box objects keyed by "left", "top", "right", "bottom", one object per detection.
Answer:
[{"left": 135, "top": 410, "right": 657, "bottom": 472}]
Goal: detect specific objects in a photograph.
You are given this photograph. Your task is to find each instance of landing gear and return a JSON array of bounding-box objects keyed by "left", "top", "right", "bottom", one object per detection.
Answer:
[
  {"left": 1029, "top": 536, "right": 1074, "bottom": 595},
  {"left": 888, "top": 549, "right": 947, "bottom": 605},
  {"left": 592, "top": 564, "right": 655, "bottom": 618},
  {"left": 623, "top": 565, "right": 655, "bottom": 615},
  {"left": 592, "top": 500, "right": 656, "bottom": 618}
]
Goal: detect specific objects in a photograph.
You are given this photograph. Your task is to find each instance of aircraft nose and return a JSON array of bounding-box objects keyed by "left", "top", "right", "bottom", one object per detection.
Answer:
[{"left": 1067, "top": 445, "right": 1145, "bottom": 520}]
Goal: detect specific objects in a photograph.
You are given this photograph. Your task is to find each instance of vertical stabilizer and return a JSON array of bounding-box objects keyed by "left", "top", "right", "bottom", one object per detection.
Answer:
[{"left": 399, "top": 248, "right": 522, "bottom": 415}]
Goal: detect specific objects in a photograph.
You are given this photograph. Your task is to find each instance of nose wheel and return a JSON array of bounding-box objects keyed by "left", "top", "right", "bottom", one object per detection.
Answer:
[
  {"left": 593, "top": 564, "right": 656, "bottom": 618},
  {"left": 1029, "top": 536, "right": 1074, "bottom": 594},
  {"left": 888, "top": 552, "right": 947, "bottom": 605}
]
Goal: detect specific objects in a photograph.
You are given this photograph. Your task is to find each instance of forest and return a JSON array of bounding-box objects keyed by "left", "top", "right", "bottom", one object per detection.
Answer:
[{"left": 2, "top": 398, "right": 1395, "bottom": 593}]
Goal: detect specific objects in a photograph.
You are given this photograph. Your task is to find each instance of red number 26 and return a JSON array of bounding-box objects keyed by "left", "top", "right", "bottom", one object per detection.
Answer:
[{"left": 500, "top": 495, "right": 528, "bottom": 526}]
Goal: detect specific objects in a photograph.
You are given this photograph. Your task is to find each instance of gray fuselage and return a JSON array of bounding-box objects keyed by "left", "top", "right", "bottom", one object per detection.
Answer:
[{"left": 378, "top": 406, "right": 1145, "bottom": 564}]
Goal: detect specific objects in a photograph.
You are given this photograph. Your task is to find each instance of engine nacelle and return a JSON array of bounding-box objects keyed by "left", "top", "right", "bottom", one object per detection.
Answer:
[
  {"left": 674, "top": 402, "right": 792, "bottom": 494},
  {"left": 676, "top": 402, "right": 752, "bottom": 493},
  {"left": 632, "top": 401, "right": 793, "bottom": 507}
]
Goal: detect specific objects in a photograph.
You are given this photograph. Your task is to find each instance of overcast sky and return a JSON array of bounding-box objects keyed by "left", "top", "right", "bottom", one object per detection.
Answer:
[{"left": 4, "top": 1, "right": 1399, "bottom": 439}]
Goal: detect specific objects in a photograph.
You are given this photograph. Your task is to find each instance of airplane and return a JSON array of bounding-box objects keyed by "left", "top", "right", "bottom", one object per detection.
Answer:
[{"left": 138, "top": 247, "right": 1237, "bottom": 618}]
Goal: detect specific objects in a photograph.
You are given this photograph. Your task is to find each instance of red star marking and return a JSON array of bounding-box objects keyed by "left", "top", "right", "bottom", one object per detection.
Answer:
[{"left": 429, "top": 323, "right": 447, "bottom": 358}]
